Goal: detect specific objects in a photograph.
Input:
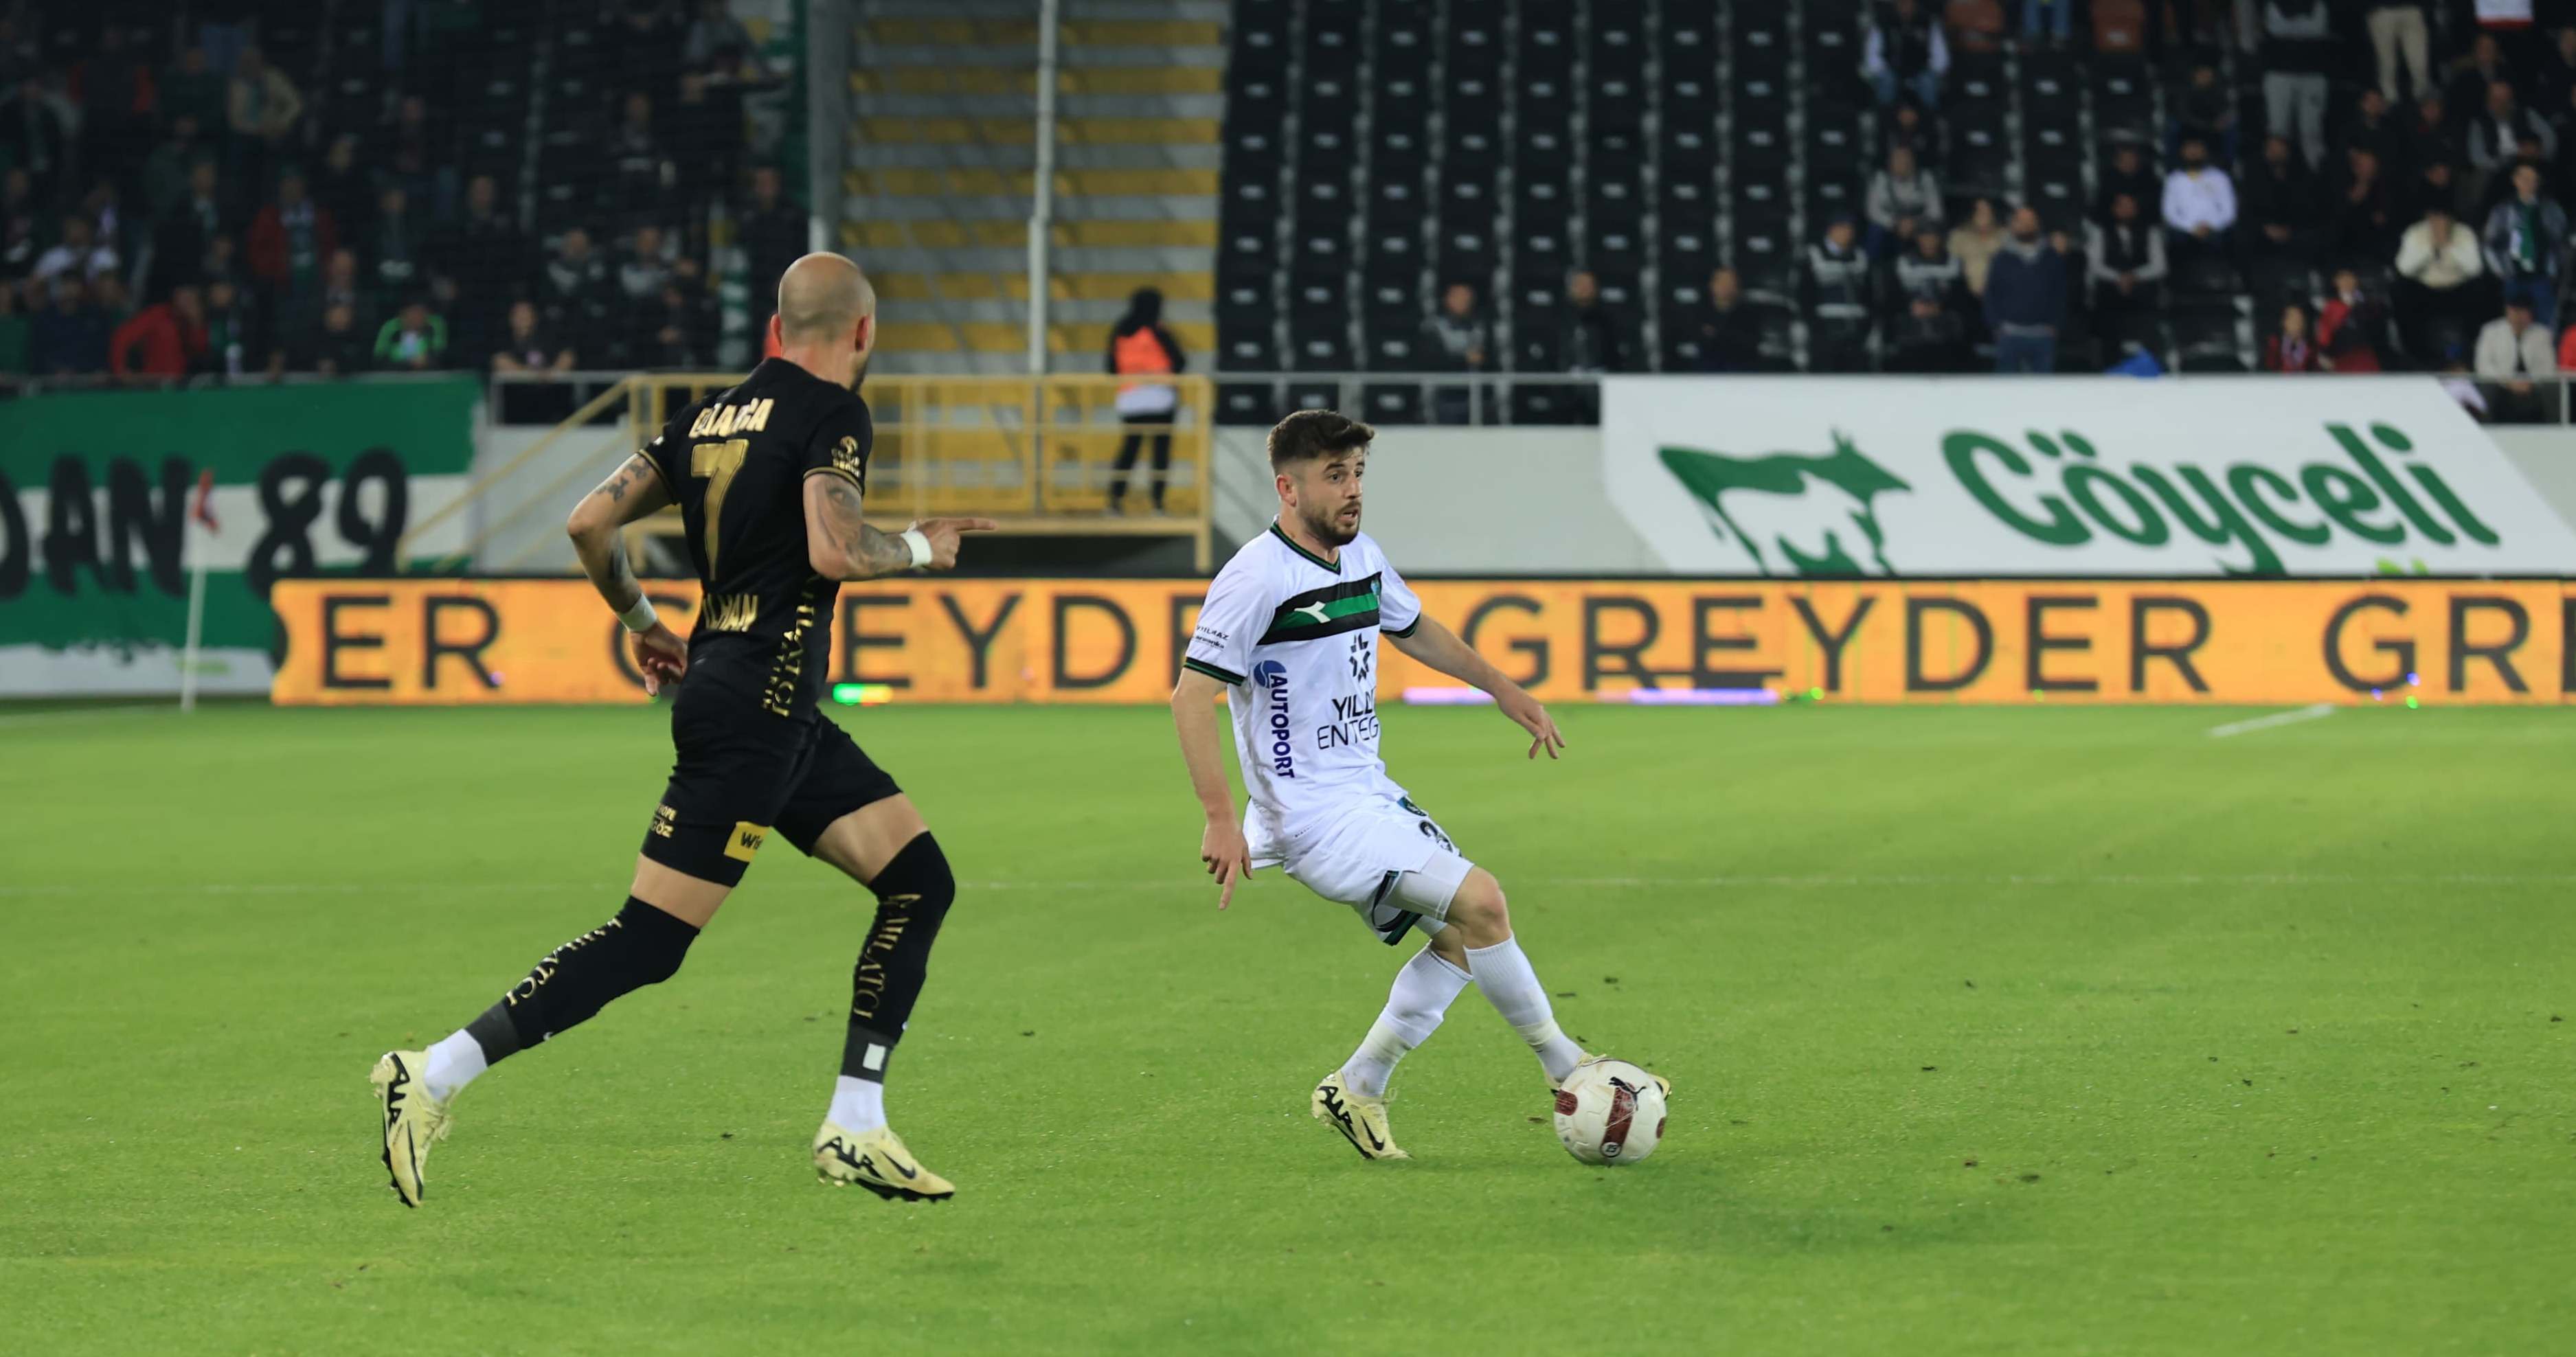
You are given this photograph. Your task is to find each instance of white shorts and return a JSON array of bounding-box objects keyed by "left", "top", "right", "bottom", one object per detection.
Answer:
[{"left": 1279, "top": 796, "right": 1474, "bottom": 946}]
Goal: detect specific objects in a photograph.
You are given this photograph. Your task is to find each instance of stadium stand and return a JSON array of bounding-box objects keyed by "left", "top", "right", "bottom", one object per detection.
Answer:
[{"left": 5, "top": 0, "right": 2575, "bottom": 424}]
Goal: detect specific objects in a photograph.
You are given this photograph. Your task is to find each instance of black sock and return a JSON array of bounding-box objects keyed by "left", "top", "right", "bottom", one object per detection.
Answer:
[
  {"left": 464, "top": 898, "right": 700, "bottom": 1065},
  {"left": 839, "top": 833, "right": 957, "bottom": 1084}
]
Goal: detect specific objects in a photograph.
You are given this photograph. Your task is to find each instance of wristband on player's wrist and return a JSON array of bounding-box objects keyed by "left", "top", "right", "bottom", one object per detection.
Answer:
[
  {"left": 900, "top": 528, "right": 934, "bottom": 569},
  {"left": 618, "top": 595, "right": 659, "bottom": 633}
]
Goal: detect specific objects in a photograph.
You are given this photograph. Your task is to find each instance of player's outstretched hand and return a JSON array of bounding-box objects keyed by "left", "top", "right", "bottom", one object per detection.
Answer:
[
  {"left": 1200, "top": 818, "right": 1252, "bottom": 910},
  {"left": 1498, "top": 687, "right": 1567, "bottom": 760},
  {"left": 909, "top": 518, "right": 1002, "bottom": 570},
  {"left": 633, "top": 621, "right": 689, "bottom": 697}
]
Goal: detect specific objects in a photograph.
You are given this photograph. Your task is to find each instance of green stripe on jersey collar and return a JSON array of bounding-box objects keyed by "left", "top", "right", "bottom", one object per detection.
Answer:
[{"left": 1268, "top": 521, "right": 1341, "bottom": 573}]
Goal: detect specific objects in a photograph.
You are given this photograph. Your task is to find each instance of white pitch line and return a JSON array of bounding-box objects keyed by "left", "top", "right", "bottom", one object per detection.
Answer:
[
  {"left": 6, "top": 871, "right": 2574, "bottom": 899},
  {"left": 2208, "top": 703, "right": 2336, "bottom": 738}
]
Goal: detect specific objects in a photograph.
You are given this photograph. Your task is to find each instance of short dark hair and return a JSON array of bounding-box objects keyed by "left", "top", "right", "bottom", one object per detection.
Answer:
[{"left": 1267, "top": 409, "right": 1375, "bottom": 471}]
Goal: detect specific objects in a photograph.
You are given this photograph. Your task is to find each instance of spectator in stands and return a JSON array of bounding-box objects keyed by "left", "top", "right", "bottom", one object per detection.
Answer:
[
  {"left": 1893, "top": 223, "right": 1967, "bottom": 310},
  {"left": 620, "top": 223, "right": 675, "bottom": 305},
  {"left": 2538, "top": 25, "right": 2576, "bottom": 118},
  {"left": 1106, "top": 286, "right": 1186, "bottom": 514},
  {"left": 374, "top": 296, "right": 449, "bottom": 371},
  {"left": 2319, "top": 266, "right": 2391, "bottom": 371},
  {"left": 611, "top": 92, "right": 673, "bottom": 230},
  {"left": 368, "top": 185, "right": 430, "bottom": 316},
  {"left": 2553, "top": 307, "right": 2576, "bottom": 369},
  {"left": 2345, "top": 88, "right": 2407, "bottom": 185},
  {"left": 2022, "top": 0, "right": 2073, "bottom": 46},
  {"left": 2395, "top": 205, "right": 2483, "bottom": 354},
  {"left": 1425, "top": 280, "right": 1491, "bottom": 420},
  {"left": 291, "top": 299, "right": 372, "bottom": 376},
  {"left": 143, "top": 116, "right": 210, "bottom": 228},
  {"left": 197, "top": 275, "right": 279, "bottom": 380},
  {"left": 2173, "top": 61, "right": 2239, "bottom": 168},
  {"left": 2404, "top": 91, "right": 2461, "bottom": 204},
  {"left": 0, "top": 280, "right": 27, "bottom": 376},
  {"left": 1863, "top": 0, "right": 1949, "bottom": 111},
  {"left": 2263, "top": 302, "right": 2321, "bottom": 372},
  {"left": 2098, "top": 140, "right": 2159, "bottom": 220},
  {"left": 436, "top": 172, "right": 530, "bottom": 359},
  {"left": 248, "top": 170, "right": 337, "bottom": 304},
  {"left": 2474, "top": 295, "right": 2555, "bottom": 420},
  {"left": 2367, "top": 3, "right": 2434, "bottom": 105},
  {"left": 644, "top": 266, "right": 719, "bottom": 369},
  {"left": 78, "top": 25, "right": 160, "bottom": 170},
  {"left": 1886, "top": 226, "right": 1969, "bottom": 372},
  {"left": 2467, "top": 80, "right": 2557, "bottom": 205},
  {"left": 2332, "top": 146, "right": 2403, "bottom": 265},
  {"left": 306, "top": 247, "right": 374, "bottom": 337},
  {"left": 224, "top": 47, "right": 302, "bottom": 183},
  {"left": 1, "top": 166, "right": 36, "bottom": 277},
  {"left": 493, "top": 299, "right": 576, "bottom": 374},
  {"left": 199, "top": 231, "right": 245, "bottom": 292},
  {"left": 28, "top": 275, "right": 109, "bottom": 377},
  {"left": 2087, "top": 191, "right": 2169, "bottom": 345},
  {"left": 0, "top": 74, "right": 69, "bottom": 205},
  {"left": 2260, "top": 1, "right": 2334, "bottom": 171},
  {"left": 738, "top": 166, "right": 804, "bottom": 332},
  {"left": 2162, "top": 135, "right": 2239, "bottom": 270},
  {"left": 1805, "top": 216, "right": 1873, "bottom": 372},
  {"left": 1883, "top": 100, "right": 1940, "bottom": 166},
  {"left": 1557, "top": 267, "right": 1629, "bottom": 375},
  {"left": 541, "top": 226, "right": 615, "bottom": 366},
  {"left": 379, "top": 94, "right": 453, "bottom": 223},
  {"left": 310, "top": 132, "right": 374, "bottom": 240},
  {"left": 151, "top": 159, "right": 231, "bottom": 296},
  {"left": 1985, "top": 205, "right": 2068, "bottom": 374},
  {"left": 1864, "top": 145, "right": 1942, "bottom": 259},
  {"left": 160, "top": 45, "right": 226, "bottom": 137},
  {"left": 1949, "top": 196, "right": 2007, "bottom": 298},
  {"left": 2481, "top": 163, "right": 2567, "bottom": 326},
  {"left": 2242, "top": 133, "right": 2323, "bottom": 262},
  {"left": 684, "top": 0, "right": 757, "bottom": 67},
  {"left": 1693, "top": 267, "right": 1765, "bottom": 372},
  {"left": 33, "top": 212, "right": 117, "bottom": 284},
  {"left": 1886, "top": 290, "right": 1970, "bottom": 372},
  {"left": 108, "top": 284, "right": 207, "bottom": 383},
  {"left": 2445, "top": 34, "right": 2513, "bottom": 119}
]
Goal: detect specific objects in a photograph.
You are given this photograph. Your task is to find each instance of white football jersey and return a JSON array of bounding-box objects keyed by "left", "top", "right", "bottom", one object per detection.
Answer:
[{"left": 1184, "top": 523, "right": 1424, "bottom": 864}]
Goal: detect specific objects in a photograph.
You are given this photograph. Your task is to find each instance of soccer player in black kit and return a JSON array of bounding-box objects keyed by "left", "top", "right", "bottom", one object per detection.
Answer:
[{"left": 371, "top": 253, "right": 993, "bottom": 1205}]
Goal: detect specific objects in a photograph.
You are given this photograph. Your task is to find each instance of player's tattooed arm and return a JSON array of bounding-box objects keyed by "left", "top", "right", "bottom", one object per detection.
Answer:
[
  {"left": 803, "top": 473, "right": 920, "bottom": 580},
  {"left": 802, "top": 474, "right": 1000, "bottom": 578},
  {"left": 567, "top": 453, "right": 674, "bottom": 612}
]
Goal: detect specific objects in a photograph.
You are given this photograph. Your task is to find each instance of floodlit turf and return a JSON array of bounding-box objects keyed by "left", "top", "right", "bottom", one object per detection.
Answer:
[{"left": 4, "top": 698, "right": 2573, "bottom": 1354}]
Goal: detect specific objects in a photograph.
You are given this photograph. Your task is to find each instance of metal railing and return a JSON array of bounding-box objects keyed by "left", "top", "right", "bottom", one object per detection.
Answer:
[{"left": 431, "top": 370, "right": 1218, "bottom": 572}]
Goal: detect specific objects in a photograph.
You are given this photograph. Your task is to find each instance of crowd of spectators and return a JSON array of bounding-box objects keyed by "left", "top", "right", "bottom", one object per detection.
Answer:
[
  {"left": 1411, "top": 1, "right": 2576, "bottom": 416},
  {"left": 0, "top": 1, "right": 786, "bottom": 401}
]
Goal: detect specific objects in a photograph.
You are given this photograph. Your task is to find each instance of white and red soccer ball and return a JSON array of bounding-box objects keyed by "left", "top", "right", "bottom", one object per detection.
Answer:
[{"left": 1552, "top": 1058, "right": 1667, "bottom": 1165}]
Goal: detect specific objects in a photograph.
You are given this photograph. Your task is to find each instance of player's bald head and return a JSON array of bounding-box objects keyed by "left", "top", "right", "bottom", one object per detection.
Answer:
[{"left": 776, "top": 252, "right": 875, "bottom": 342}]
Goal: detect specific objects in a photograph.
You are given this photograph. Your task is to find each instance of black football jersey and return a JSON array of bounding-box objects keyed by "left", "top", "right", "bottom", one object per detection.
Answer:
[{"left": 635, "top": 358, "right": 873, "bottom": 720}]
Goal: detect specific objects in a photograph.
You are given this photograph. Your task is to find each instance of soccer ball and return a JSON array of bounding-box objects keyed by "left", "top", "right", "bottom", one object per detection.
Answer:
[{"left": 1552, "top": 1058, "right": 1667, "bottom": 1165}]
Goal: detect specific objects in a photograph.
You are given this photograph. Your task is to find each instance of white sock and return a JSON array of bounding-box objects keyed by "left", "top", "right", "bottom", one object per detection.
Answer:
[
  {"left": 422, "top": 1029, "right": 488, "bottom": 1103},
  {"left": 1340, "top": 946, "right": 1473, "bottom": 1097},
  {"left": 827, "top": 1075, "right": 886, "bottom": 1134},
  {"left": 1463, "top": 936, "right": 1584, "bottom": 1082}
]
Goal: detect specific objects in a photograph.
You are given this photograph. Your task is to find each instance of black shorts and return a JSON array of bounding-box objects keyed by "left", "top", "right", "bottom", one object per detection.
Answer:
[{"left": 639, "top": 673, "right": 903, "bottom": 887}]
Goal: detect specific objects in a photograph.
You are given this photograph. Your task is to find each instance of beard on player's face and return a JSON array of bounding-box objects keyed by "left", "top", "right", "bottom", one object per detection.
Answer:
[{"left": 1298, "top": 490, "right": 1361, "bottom": 546}]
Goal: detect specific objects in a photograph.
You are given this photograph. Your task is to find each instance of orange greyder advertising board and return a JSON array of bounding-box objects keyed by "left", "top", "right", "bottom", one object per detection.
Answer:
[{"left": 270, "top": 578, "right": 2576, "bottom": 706}]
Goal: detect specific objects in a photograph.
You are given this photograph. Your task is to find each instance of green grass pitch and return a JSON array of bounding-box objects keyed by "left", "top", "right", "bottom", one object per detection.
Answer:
[{"left": 4, "top": 699, "right": 2573, "bottom": 1354}]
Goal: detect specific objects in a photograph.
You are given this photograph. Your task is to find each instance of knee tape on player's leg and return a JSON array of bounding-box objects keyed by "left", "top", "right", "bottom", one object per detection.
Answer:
[
  {"left": 466, "top": 899, "right": 700, "bottom": 1062},
  {"left": 841, "top": 834, "right": 957, "bottom": 1081}
]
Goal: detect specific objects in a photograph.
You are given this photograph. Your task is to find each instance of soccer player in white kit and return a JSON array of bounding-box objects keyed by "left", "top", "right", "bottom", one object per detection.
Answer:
[{"left": 1168, "top": 410, "right": 1665, "bottom": 1160}]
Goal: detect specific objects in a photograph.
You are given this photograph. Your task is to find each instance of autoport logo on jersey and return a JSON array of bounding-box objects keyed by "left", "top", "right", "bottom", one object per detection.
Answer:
[
  {"left": 1253, "top": 661, "right": 1294, "bottom": 777},
  {"left": 1602, "top": 377, "right": 2576, "bottom": 576}
]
